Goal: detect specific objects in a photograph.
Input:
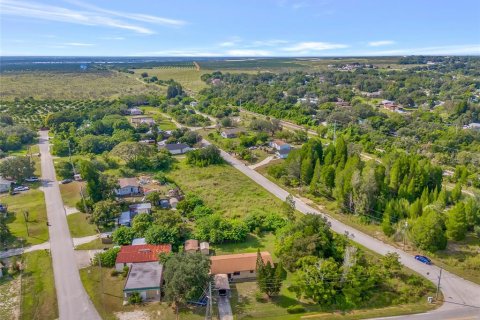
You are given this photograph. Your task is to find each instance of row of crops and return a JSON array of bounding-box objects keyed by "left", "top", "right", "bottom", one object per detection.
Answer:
[{"left": 0, "top": 99, "right": 115, "bottom": 128}]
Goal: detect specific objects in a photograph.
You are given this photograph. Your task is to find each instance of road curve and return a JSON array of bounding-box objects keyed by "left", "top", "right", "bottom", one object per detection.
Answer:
[
  {"left": 39, "top": 131, "right": 101, "bottom": 320},
  {"left": 204, "top": 139, "right": 480, "bottom": 319},
  {"left": 173, "top": 110, "right": 480, "bottom": 319}
]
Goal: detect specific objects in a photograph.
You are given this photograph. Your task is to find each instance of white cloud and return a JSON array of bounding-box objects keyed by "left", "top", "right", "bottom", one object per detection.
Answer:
[
  {"left": 135, "top": 50, "right": 220, "bottom": 57},
  {"left": 225, "top": 49, "right": 272, "bottom": 56},
  {"left": 0, "top": 0, "right": 185, "bottom": 35},
  {"left": 250, "top": 40, "right": 289, "bottom": 47},
  {"left": 283, "top": 41, "right": 348, "bottom": 53},
  {"left": 64, "top": 42, "right": 94, "bottom": 46},
  {"left": 368, "top": 40, "right": 395, "bottom": 47},
  {"left": 100, "top": 36, "right": 125, "bottom": 40}
]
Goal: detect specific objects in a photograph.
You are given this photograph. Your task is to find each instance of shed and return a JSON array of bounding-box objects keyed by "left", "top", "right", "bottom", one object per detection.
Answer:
[
  {"left": 184, "top": 239, "right": 199, "bottom": 253},
  {"left": 169, "top": 197, "right": 179, "bottom": 209},
  {"left": 200, "top": 242, "right": 210, "bottom": 255}
]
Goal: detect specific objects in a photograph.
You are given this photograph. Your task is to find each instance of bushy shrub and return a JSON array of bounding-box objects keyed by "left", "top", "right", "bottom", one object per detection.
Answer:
[
  {"left": 93, "top": 247, "right": 120, "bottom": 268},
  {"left": 286, "top": 305, "right": 305, "bottom": 314},
  {"left": 128, "top": 292, "right": 143, "bottom": 304}
]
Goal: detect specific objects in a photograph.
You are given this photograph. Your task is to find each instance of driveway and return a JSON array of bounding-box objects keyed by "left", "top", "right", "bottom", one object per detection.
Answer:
[
  {"left": 217, "top": 296, "right": 233, "bottom": 320},
  {"left": 39, "top": 131, "right": 101, "bottom": 320}
]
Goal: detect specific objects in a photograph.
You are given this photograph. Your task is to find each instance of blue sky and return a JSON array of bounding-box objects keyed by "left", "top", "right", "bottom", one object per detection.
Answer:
[{"left": 1, "top": 0, "right": 479, "bottom": 56}]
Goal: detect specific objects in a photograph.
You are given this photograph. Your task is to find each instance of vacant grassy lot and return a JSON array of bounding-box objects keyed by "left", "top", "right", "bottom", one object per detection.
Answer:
[
  {"left": 140, "top": 106, "right": 178, "bottom": 130},
  {"left": 0, "top": 190, "right": 49, "bottom": 248},
  {"left": 0, "top": 275, "right": 21, "bottom": 320},
  {"left": 0, "top": 71, "right": 158, "bottom": 100},
  {"left": 59, "top": 181, "right": 83, "bottom": 208},
  {"left": 75, "top": 238, "right": 113, "bottom": 250},
  {"left": 67, "top": 212, "right": 97, "bottom": 238},
  {"left": 213, "top": 232, "right": 276, "bottom": 257},
  {"left": 133, "top": 68, "right": 207, "bottom": 93},
  {"left": 167, "top": 160, "right": 283, "bottom": 218},
  {"left": 21, "top": 251, "right": 58, "bottom": 320},
  {"left": 80, "top": 266, "right": 205, "bottom": 320}
]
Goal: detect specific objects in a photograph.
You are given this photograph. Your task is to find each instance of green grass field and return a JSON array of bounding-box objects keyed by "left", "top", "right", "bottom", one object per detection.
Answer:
[
  {"left": 59, "top": 181, "right": 83, "bottom": 208},
  {"left": 0, "top": 71, "right": 158, "bottom": 100},
  {"left": 0, "top": 189, "right": 49, "bottom": 248},
  {"left": 20, "top": 251, "right": 58, "bottom": 320},
  {"left": 133, "top": 68, "right": 208, "bottom": 93},
  {"left": 67, "top": 212, "right": 97, "bottom": 238},
  {"left": 140, "top": 106, "right": 179, "bottom": 130},
  {"left": 167, "top": 160, "right": 283, "bottom": 218}
]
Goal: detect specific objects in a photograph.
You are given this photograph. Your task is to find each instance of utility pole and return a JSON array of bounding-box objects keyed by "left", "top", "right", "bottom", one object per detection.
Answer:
[
  {"left": 68, "top": 141, "right": 76, "bottom": 176},
  {"left": 23, "top": 210, "right": 29, "bottom": 237},
  {"left": 436, "top": 268, "right": 443, "bottom": 301},
  {"left": 403, "top": 221, "right": 408, "bottom": 250},
  {"left": 208, "top": 281, "right": 213, "bottom": 320}
]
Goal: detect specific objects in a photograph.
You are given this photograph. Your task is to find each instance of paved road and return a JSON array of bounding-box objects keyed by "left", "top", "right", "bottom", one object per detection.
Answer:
[
  {"left": 38, "top": 131, "right": 101, "bottom": 320},
  {"left": 214, "top": 144, "right": 480, "bottom": 319},
  {"left": 172, "top": 111, "right": 480, "bottom": 319},
  {"left": 0, "top": 242, "right": 50, "bottom": 259},
  {"left": 217, "top": 296, "right": 233, "bottom": 320}
]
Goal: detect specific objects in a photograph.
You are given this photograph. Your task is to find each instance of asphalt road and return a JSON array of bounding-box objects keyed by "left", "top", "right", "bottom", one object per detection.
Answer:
[
  {"left": 39, "top": 131, "right": 101, "bottom": 320},
  {"left": 202, "top": 139, "right": 480, "bottom": 320}
]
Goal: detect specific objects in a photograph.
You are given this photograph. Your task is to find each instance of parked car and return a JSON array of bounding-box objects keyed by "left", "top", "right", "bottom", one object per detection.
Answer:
[
  {"left": 60, "top": 179, "right": 73, "bottom": 184},
  {"left": 25, "top": 177, "right": 39, "bottom": 182},
  {"left": 13, "top": 186, "right": 29, "bottom": 192},
  {"left": 415, "top": 255, "right": 432, "bottom": 265}
]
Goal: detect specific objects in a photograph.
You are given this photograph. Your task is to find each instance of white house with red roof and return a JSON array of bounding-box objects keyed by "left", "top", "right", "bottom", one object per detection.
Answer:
[{"left": 115, "top": 244, "right": 171, "bottom": 271}]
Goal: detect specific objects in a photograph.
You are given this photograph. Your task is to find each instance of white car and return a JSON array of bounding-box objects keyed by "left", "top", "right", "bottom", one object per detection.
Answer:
[
  {"left": 25, "top": 177, "right": 39, "bottom": 182},
  {"left": 13, "top": 186, "right": 30, "bottom": 192}
]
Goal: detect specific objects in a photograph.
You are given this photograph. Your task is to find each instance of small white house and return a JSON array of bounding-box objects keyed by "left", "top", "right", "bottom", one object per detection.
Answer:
[
  {"left": 0, "top": 177, "right": 12, "bottom": 193},
  {"left": 159, "top": 143, "right": 191, "bottom": 155},
  {"left": 130, "top": 116, "right": 155, "bottom": 127},
  {"left": 128, "top": 108, "right": 143, "bottom": 116},
  {"left": 129, "top": 203, "right": 152, "bottom": 215},
  {"left": 115, "top": 178, "right": 142, "bottom": 196},
  {"left": 270, "top": 140, "right": 291, "bottom": 151}
]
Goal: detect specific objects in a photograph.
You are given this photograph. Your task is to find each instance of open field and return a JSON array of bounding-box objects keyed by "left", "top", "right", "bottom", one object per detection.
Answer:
[
  {"left": 139, "top": 106, "right": 179, "bottom": 130},
  {"left": 21, "top": 250, "right": 58, "bottom": 320},
  {"left": 59, "top": 181, "right": 83, "bottom": 208},
  {"left": 0, "top": 189, "right": 49, "bottom": 248},
  {"left": 0, "top": 71, "right": 158, "bottom": 100},
  {"left": 0, "top": 275, "right": 21, "bottom": 320},
  {"left": 80, "top": 266, "right": 206, "bottom": 320},
  {"left": 67, "top": 212, "right": 97, "bottom": 238},
  {"left": 132, "top": 68, "right": 208, "bottom": 93},
  {"left": 167, "top": 160, "right": 284, "bottom": 218}
]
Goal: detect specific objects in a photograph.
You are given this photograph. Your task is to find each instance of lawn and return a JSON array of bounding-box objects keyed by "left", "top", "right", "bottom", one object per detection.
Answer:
[
  {"left": 229, "top": 276, "right": 438, "bottom": 320},
  {"left": 59, "top": 181, "right": 84, "bottom": 208},
  {"left": 75, "top": 238, "right": 113, "bottom": 250},
  {"left": 80, "top": 266, "right": 206, "bottom": 320},
  {"left": 167, "top": 160, "right": 283, "bottom": 218},
  {"left": 20, "top": 250, "right": 58, "bottom": 320},
  {"left": 140, "top": 106, "right": 178, "bottom": 130},
  {"left": 0, "top": 189, "right": 49, "bottom": 248},
  {"left": 67, "top": 212, "right": 97, "bottom": 238},
  {"left": 212, "top": 232, "right": 276, "bottom": 258},
  {"left": 0, "top": 71, "right": 158, "bottom": 100}
]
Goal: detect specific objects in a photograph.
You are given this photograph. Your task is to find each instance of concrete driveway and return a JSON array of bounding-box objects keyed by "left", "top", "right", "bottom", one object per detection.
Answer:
[{"left": 217, "top": 296, "right": 233, "bottom": 320}]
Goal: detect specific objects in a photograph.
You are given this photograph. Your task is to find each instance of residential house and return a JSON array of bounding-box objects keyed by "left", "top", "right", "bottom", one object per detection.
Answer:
[
  {"left": 139, "top": 139, "right": 156, "bottom": 145},
  {"left": 128, "top": 108, "right": 143, "bottom": 116},
  {"left": 190, "top": 101, "right": 198, "bottom": 107},
  {"left": 184, "top": 239, "right": 199, "bottom": 253},
  {"left": 130, "top": 116, "right": 155, "bottom": 127},
  {"left": 464, "top": 123, "right": 480, "bottom": 131},
  {"left": 276, "top": 148, "right": 290, "bottom": 159},
  {"left": 270, "top": 140, "right": 291, "bottom": 151},
  {"left": 210, "top": 252, "right": 274, "bottom": 281},
  {"left": 159, "top": 143, "right": 191, "bottom": 155},
  {"left": 0, "top": 177, "right": 12, "bottom": 193},
  {"left": 123, "top": 262, "right": 163, "bottom": 302},
  {"left": 200, "top": 242, "right": 210, "bottom": 255},
  {"left": 132, "top": 238, "right": 147, "bottom": 245},
  {"left": 221, "top": 128, "right": 242, "bottom": 139},
  {"left": 129, "top": 203, "right": 152, "bottom": 215},
  {"left": 115, "top": 244, "right": 172, "bottom": 271},
  {"left": 118, "top": 211, "right": 132, "bottom": 227},
  {"left": 115, "top": 178, "right": 142, "bottom": 197}
]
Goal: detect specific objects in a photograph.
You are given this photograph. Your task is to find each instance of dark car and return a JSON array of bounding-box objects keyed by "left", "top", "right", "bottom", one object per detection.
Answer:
[
  {"left": 415, "top": 255, "right": 432, "bottom": 265},
  {"left": 60, "top": 179, "right": 73, "bottom": 184}
]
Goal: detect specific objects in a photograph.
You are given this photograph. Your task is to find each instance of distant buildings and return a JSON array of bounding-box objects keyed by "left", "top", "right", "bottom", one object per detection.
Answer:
[
  {"left": 130, "top": 116, "right": 155, "bottom": 127},
  {"left": 115, "top": 178, "right": 142, "bottom": 197},
  {"left": 221, "top": 128, "right": 243, "bottom": 139},
  {"left": 464, "top": 123, "right": 480, "bottom": 131},
  {"left": 158, "top": 143, "right": 192, "bottom": 155},
  {"left": 127, "top": 108, "right": 143, "bottom": 116}
]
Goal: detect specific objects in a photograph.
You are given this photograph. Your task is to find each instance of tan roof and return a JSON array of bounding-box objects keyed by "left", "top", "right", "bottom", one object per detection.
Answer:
[
  {"left": 184, "top": 239, "right": 199, "bottom": 251},
  {"left": 210, "top": 252, "right": 273, "bottom": 274},
  {"left": 214, "top": 274, "right": 230, "bottom": 290},
  {"left": 273, "top": 139, "right": 288, "bottom": 146},
  {"left": 118, "top": 178, "right": 139, "bottom": 188}
]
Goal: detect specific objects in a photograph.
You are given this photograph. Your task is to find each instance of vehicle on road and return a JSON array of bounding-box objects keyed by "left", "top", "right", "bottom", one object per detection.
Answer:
[
  {"left": 60, "top": 179, "right": 73, "bottom": 184},
  {"left": 25, "top": 177, "right": 39, "bottom": 182},
  {"left": 13, "top": 186, "right": 29, "bottom": 192},
  {"left": 415, "top": 255, "right": 432, "bottom": 265}
]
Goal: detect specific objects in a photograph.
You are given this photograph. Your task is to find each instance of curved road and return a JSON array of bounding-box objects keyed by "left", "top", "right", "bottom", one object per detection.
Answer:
[
  {"left": 165, "top": 111, "right": 480, "bottom": 319},
  {"left": 214, "top": 144, "right": 480, "bottom": 319},
  {"left": 39, "top": 131, "right": 101, "bottom": 320}
]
